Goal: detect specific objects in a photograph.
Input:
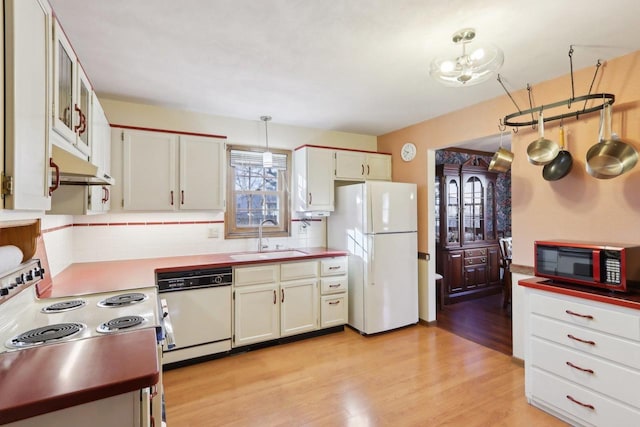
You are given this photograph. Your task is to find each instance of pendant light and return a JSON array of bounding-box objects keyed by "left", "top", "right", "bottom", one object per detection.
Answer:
[
  {"left": 430, "top": 28, "right": 504, "bottom": 87},
  {"left": 260, "top": 115, "right": 273, "bottom": 168}
]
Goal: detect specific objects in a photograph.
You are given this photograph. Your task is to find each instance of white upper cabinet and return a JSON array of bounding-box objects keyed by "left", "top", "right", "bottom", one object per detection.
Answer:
[
  {"left": 2, "top": 0, "right": 53, "bottom": 211},
  {"left": 122, "top": 129, "right": 225, "bottom": 211},
  {"left": 179, "top": 135, "right": 225, "bottom": 210},
  {"left": 52, "top": 19, "right": 91, "bottom": 157},
  {"left": 334, "top": 150, "right": 391, "bottom": 181},
  {"left": 293, "top": 146, "right": 334, "bottom": 212}
]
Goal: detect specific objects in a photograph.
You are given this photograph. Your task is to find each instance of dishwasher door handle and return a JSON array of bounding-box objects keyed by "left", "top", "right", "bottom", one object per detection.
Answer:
[{"left": 160, "top": 298, "right": 176, "bottom": 350}]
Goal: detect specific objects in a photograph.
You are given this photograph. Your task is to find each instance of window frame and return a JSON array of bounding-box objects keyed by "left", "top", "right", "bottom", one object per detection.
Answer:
[{"left": 224, "top": 144, "right": 291, "bottom": 239}]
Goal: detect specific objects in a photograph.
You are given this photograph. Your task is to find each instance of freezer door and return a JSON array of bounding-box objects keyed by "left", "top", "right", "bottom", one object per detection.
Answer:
[
  {"left": 364, "top": 232, "right": 418, "bottom": 334},
  {"left": 366, "top": 182, "right": 417, "bottom": 234}
]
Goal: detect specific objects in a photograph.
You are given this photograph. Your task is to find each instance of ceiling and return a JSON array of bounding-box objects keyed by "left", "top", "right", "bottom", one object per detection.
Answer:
[{"left": 49, "top": 0, "right": 640, "bottom": 145}]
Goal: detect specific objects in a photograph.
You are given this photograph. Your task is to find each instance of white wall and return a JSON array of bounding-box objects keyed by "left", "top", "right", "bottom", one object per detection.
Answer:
[{"left": 39, "top": 99, "right": 377, "bottom": 274}]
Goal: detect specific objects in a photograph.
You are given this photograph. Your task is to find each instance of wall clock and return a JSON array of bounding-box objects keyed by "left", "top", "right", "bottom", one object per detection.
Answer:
[{"left": 401, "top": 142, "right": 417, "bottom": 162}]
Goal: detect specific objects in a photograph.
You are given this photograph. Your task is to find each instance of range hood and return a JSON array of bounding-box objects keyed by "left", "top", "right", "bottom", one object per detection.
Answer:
[{"left": 51, "top": 145, "right": 114, "bottom": 186}]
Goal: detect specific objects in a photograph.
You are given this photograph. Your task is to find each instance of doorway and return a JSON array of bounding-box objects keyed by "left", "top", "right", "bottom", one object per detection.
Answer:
[{"left": 430, "top": 141, "right": 512, "bottom": 355}]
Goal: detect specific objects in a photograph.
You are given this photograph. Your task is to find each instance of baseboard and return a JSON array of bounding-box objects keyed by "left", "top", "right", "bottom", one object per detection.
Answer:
[
  {"left": 418, "top": 319, "right": 437, "bottom": 327},
  {"left": 511, "top": 356, "right": 524, "bottom": 367}
]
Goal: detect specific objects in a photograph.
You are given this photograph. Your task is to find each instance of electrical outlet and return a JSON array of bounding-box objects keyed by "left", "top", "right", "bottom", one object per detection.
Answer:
[
  {"left": 298, "top": 223, "right": 308, "bottom": 235},
  {"left": 207, "top": 227, "right": 219, "bottom": 238}
]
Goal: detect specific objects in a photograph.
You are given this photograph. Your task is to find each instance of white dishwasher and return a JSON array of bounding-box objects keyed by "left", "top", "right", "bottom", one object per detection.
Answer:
[{"left": 157, "top": 266, "right": 232, "bottom": 366}]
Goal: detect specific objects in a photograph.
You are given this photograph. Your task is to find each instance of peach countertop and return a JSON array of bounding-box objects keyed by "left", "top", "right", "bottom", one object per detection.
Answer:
[
  {"left": 1, "top": 248, "right": 346, "bottom": 424},
  {"left": 519, "top": 276, "right": 640, "bottom": 310}
]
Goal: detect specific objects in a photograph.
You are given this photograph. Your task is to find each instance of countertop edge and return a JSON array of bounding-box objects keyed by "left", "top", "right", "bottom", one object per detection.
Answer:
[
  {"left": 519, "top": 277, "right": 640, "bottom": 310},
  {"left": 0, "top": 329, "right": 159, "bottom": 425}
]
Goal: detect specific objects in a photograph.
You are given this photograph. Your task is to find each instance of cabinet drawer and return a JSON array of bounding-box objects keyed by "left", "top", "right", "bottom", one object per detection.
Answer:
[
  {"left": 530, "top": 367, "right": 640, "bottom": 427},
  {"left": 464, "top": 248, "right": 487, "bottom": 257},
  {"left": 321, "top": 276, "right": 347, "bottom": 294},
  {"left": 530, "top": 292, "right": 640, "bottom": 341},
  {"left": 321, "top": 294, "right": 348, "bottom": 328},
  {"left": 320, "top": 257, "right": 347, "bottom": 276},
  {"left": 281, "top": 260, "right": 318, "bottom": 281},
  {"left": 531, "top": 337, "right": 640, "bottom": 408},
  {"left": 531, "top": 315, "right": 640, "bottom": 370},
  {"left": 234, "top": 264, "right": 279, "bottom": 286},
  {"left": 464, "top": 255, "right": 487, "bottom": 266}
]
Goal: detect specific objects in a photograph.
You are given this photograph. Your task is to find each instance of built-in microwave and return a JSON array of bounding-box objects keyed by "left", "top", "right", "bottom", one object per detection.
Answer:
[{"left": 534, "top": 240, "right": 640, "bottom": 292}]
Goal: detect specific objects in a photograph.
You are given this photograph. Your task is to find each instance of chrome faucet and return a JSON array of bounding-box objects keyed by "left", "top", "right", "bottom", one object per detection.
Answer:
[{"left": 258, "top": 219, "right": 276, "bottom": 252}]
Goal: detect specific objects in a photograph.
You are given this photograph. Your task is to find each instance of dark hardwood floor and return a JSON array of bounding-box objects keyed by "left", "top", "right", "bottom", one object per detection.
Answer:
[{"left": 436, "top": 292, "right": 513, "bottom": 355}]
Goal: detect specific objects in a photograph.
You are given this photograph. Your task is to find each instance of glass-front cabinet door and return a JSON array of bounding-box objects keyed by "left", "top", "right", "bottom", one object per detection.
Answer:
[
  {"left": 53, "top": 19, "right": 77, "bottom": 143},
  {"left": 75, "top": 66, "right": 92, "bottom": 156},
  {"left": 463, "top": 175, "right": 485, "bottom": 244},
  {"left": 445, "top": 176, "right": 460, "bottom": 246}
]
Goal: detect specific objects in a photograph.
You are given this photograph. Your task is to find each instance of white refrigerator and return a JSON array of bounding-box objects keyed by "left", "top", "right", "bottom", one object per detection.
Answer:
[{"left": 328, "top": 181, "right": 418, "bottom": 334}]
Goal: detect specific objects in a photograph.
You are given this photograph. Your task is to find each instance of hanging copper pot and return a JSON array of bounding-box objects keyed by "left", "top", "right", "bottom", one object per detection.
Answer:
[{"left": 489, "top": 132, "right": 513, "bottom": 172}]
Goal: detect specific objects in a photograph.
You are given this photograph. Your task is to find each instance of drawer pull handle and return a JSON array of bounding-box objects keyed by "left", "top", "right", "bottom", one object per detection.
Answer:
[
  {"left": 565, "top": 310, "right": 594, "bottom": 320},
  {"left": 328, "top": 266, "right": 341, "bottom": 270},
  {"left": 481, "top": 257, "right": 486, "bottom": 263},
  {"left": 566, "top": 361, "right": 595, "bottom": 374},
  {"left": 567, "top": 334, "right": 596, "bottom": 346},
  {"left": 566, "top": 395, "right": 595, "bottom": 411},
  {"left": 329, "top": 300, "right": 341, "bottom": 305},
  {"left": 329, "top": 284, "right": 341, "bottom": 288}
]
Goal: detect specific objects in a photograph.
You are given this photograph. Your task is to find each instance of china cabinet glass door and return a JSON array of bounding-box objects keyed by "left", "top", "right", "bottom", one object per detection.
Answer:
[
  {"left": 463, "top": 176, "right": 484, "bottom": 243},
  {"left": 446, "top": 177, "right": 460, "bottom": 245}
]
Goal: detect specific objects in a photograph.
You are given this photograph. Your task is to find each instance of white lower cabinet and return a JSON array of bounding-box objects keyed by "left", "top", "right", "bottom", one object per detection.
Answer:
[
  {"left": 524, "top": 287, "right": 640, "bottom": 426},
  {"left": 233, "top": 257, "right": 347, "bottom": 347},
  {"left": 319, "top": 257, "right": 348, "bottom": 328}
]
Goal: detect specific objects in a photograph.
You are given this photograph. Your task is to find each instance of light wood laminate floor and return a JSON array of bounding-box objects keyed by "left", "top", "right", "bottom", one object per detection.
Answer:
[{"left": 163, "top": 325, "right": 566, "bottom": 426}]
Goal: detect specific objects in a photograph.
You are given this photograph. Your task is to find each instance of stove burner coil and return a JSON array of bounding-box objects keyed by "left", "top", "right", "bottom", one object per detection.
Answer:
[
  {"left": 7, "top": 323, "right": 85, "bottom": 348},
  {"left": 97, "top": 292, "right": 148, "bottom": 308},
  {"left": 41, "top": 299, "right": 86, "bottom": 313},
  {"left": 97, "top": 315, "right": 146, "bottom": 333}
]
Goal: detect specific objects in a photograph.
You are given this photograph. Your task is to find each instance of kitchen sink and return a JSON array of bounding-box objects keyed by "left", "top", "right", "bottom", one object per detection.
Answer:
[{"left": 229, "top": 250, "right": 308, "bottom": 261}]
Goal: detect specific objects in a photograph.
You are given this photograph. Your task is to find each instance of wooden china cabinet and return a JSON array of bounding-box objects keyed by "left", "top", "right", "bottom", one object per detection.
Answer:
[{"left": 435, "top": 158, "right": 501, "bottom": 304}]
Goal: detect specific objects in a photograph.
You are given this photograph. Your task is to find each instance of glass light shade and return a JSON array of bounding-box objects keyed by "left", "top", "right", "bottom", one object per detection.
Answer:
[
  {"left": 430, "top": 43, "right": 504, "bottom": 87},
  {"left": 262, "top": 151, "right": 273, "bottom": 168}
]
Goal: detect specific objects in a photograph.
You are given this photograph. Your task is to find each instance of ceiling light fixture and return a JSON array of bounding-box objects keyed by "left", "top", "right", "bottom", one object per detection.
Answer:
[
  {"left": 260, "top": 115, "right": 273, "bottom": 168},
  {"left": 430, "top": 28, "right": 504, "bottom": 87}
]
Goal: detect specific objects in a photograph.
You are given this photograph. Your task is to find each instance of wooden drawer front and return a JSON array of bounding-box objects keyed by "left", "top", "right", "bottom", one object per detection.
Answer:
[
  {"left": 465, "top": 255, "right": 486, "bottom": 266},
  {"left": 530, "top": 292, "right": 640, "bottom": 341},
  {"left": 280, "top": 260, "right": 318, "bottom": 281},
  {"left": 320, "top": 257, "right": 347, "bottom": 276},
  {"left": 531, "top": 337, "right": 640, "bottom": 408},
  {"left": 530, "top": 368, "right": 640, "bottom": 427},
  {"left": 321, "top": 294, "right": 348, "bottom": 328},
  {"left": 321, "top": 276, "right": 347, "bottom": 294},
  {"left": 464, "top": 248, "right": 487, "bottom": 257},
  {"left": 234, "top": 264, "right": 279, "bottom": 286},
  {"left": 531, "top": 315, "right": 640, "bottom": 370}
]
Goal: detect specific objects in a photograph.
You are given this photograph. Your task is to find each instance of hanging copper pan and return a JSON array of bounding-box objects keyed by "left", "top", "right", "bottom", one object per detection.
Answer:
[
  {"left": 527, "top": 112, "right": 560, "bottom": 165},
  {"left": 586, "top": 104, "right": 638, "bottom": 179}
]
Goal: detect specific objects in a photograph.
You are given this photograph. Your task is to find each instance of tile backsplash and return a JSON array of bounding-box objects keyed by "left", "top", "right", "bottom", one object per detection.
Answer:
[{"left": 42, "top": 212, "right": 325, "bottom": 276}]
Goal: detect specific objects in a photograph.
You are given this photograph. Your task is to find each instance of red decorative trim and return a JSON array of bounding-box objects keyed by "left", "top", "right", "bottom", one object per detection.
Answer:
[
  {"left": 112, "top": 124, "right": 227, "bottom": 139},
  {"left": 42, "top": 220, "right": 225, "bottom": 233},
  {"left": 294, "top": 144, "right": 390, "bottom": 155}
]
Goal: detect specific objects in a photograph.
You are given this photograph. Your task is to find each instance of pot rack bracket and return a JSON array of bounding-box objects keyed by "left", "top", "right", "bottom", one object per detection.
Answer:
[{"left": 498, "top": 46, "right": 614, "bottom": 128}]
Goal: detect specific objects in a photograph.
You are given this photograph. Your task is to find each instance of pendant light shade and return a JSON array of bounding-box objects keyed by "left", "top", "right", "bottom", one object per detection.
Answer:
[
  {"left": 260, "top": 115, "right": 273, "bottom": 167},
  {"left": 430, "top": 28, "right": 504, "bottom": 87}
]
